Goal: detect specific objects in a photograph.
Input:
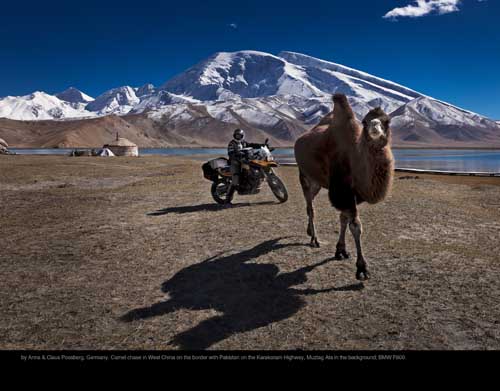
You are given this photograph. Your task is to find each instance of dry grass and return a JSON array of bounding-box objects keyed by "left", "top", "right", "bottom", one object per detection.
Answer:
[{"left": 1, "top": 155, "right": 500, "bottom": 350}]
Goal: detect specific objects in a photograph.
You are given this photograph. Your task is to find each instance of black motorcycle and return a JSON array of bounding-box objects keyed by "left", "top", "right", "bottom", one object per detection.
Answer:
[{"left": 202, "top": 142, "right": 288, "bottom": 205}]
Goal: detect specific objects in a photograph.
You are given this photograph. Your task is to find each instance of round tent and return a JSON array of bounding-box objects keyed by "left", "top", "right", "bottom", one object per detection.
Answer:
[{"left": 104, "top": 134, "right": 138, "bottom": 157}]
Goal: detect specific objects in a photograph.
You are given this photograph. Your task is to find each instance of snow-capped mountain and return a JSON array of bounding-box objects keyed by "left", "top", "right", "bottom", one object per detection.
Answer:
[
  {"left": 279, "top": 52, "right": 421, "bottom": 100},
  {"left": 152, "top": 51, "right": 500, "bottom": 145},
  {"left": 0, "top": 91, "right": 95, "bottom": 121},
  {"left": 85, "top": 86, "right": 140, "bottom": 115},
  {"left": 162, "top": 51, "right": 322, "bottom": 100},
  {"left": 135, "top": 83, "right": 156, "bottom": 97},
  {"left": 1, "top": 50, "right": 499, "bottom": 147},
  {"left": 390, "top": 97, "right": 500, "bottom": 144},
  {"left": 144, "top": 94, "right": 321, "bottom": 142},
  {"left": 131, "top": 90, "right": 199, "bottom": 114},
  {"left": 56, "top": 87, "right": 94, "bottom": 104},
  {"left": 160, "top": 50, "right": 421, "bottom": 117},
  {"left": 146, "top": 50, "right": 431, "bottom": 141}
]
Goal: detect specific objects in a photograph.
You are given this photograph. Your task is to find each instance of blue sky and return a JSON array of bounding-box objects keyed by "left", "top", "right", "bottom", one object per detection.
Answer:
[{"left": 1, "top": 0, "right": 498, "bottom": 118}]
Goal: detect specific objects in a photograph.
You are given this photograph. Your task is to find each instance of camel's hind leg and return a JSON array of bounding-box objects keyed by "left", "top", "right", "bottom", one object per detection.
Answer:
[
  {"left": 334, "top": 212, "right": 350, "bottom": 260},
  {"left": 299, "top": 170, "right": 321, "bottom": 248}
]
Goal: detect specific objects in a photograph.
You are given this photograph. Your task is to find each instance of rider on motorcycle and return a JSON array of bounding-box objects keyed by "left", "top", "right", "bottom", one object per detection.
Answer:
[{"left": 227, "top": 128, "right": 264, "bottom": 195}]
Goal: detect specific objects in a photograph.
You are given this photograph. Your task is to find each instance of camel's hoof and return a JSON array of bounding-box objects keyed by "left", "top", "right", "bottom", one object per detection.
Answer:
[
  {"left": 356, "top": 266, "right": 370, "bottom": 281},
  {"left": 334, "top": 249, "right": 350, "bottom": 260},
  {"left": 310, "top": 238, "right": 320, "bottom": 248}
]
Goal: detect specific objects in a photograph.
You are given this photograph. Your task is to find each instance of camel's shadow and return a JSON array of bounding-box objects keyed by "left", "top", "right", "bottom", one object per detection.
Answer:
[
  {"left": 120, "top": 237, "right": 364, "bottom": 350},
  {"left": 147, "top": 201, "right": 277, "bottom": 216}
]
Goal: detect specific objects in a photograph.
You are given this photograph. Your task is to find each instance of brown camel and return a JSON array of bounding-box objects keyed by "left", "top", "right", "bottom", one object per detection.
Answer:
[{"left": 294, "top": 94, "right": 394, "bottom": 280}]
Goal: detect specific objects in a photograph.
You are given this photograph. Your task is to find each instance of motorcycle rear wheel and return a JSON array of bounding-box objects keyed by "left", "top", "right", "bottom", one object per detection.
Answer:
[
  {"left": 211, "top": 179, "right": 234, "bottom": 205},
  {"left": 267, "top": 173, "right": 288, "bottom": 203}
]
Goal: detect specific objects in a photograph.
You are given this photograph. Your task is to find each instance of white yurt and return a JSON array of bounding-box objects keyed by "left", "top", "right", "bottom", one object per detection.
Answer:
[{"left": 104, "top": 134, "right": 139, "bottom": 157}]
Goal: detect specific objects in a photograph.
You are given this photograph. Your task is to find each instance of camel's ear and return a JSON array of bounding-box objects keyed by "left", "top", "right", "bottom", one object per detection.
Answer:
[{"left": 382, "top": 115, "right": 391, "bottom": 127}]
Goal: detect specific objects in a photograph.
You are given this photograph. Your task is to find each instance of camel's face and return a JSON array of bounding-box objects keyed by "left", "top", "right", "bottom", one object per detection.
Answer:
[
  {"left": 362, "top": 108, "right": 391, "bottom": 145},
  {"left": 367, "top": 119, "right": 385, "bottom": 140}
]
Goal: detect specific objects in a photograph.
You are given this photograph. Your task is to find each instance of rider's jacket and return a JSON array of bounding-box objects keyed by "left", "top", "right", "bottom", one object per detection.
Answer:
[
  {"left": 228, "top": 139, "right": 262, "bottom": 160},
  {"left": 228, "top": 139, "right": 248, "bottom": 160}
]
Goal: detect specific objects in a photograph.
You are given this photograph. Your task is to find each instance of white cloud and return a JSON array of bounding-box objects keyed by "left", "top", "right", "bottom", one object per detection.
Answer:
[
  {"left": 383, "top": 0, "right": 461, "bottom": 19},
  {"left": 229, "top": 23, "right": 238, "bottom": 30}
]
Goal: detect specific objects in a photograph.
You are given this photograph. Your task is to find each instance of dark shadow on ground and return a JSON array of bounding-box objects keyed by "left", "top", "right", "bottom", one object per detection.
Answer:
[
  {"left": 120, "top": 237, "right": 364, "bottom": 350},
  {"left": 147, "top": 201, "right": 277, "bottom": 216}
]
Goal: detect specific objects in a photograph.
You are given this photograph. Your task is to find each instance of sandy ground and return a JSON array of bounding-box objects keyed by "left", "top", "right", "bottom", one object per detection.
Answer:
[{"left": 1, "top": 155, "right": 500, "bottom": 350}]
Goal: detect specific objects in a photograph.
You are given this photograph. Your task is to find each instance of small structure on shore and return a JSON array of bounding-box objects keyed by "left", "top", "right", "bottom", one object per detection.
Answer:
[
  {"left": 69, "top": 149, "right": 92, "bottom": 157},
  {"left": 0, "top": 137, "right": 9, "bottom": 154},
  {"left": 99, "top": 148, "right": 115, "bottom": 157},
  {"left": 104, "top": 134, "right": 138, "bottom": 157}
]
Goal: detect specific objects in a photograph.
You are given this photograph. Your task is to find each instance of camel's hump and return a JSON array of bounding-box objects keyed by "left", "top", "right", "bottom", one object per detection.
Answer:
[
  {"left": 333, "top": 93, "right": 349, "bottom": 105},
  {"left": 332, "top": 93, "right": 355, "bottom": 119}
]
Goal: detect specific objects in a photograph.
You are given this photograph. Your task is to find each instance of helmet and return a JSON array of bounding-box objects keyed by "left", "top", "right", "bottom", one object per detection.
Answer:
[{"left": 233, "top": 128, "right": 245, "bottom": 141}]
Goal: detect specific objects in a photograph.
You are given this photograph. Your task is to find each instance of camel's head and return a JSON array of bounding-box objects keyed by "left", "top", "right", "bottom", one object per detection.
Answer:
[{"left": 362, "top": 107, "right": 391, "bottom": 146}]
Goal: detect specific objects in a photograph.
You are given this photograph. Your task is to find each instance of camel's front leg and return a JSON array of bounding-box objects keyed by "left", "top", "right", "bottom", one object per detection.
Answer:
[
  {"left": 335, "top": 212, "right": 350, "bottom": 259},
  {"left": 348, "top": 211, "right": 370, "bottom": 280}
]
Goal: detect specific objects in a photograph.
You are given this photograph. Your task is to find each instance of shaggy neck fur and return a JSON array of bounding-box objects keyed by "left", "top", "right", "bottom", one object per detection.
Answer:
[{"left": 352, "top": 135, "right": 394, "bottom": 204}]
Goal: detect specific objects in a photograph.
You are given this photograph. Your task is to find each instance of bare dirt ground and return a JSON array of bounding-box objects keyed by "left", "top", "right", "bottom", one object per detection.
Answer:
[{"left": 1, "top": 155, "right": 500, "bottom": 350}]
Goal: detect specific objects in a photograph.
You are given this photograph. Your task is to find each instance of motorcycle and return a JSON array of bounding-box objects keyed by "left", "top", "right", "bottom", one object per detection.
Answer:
[{"left": 202, "top": 140, "right": 288, "bottom": 205}]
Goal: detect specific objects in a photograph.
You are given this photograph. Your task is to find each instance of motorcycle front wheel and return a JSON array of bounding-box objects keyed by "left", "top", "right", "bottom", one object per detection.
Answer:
[
  {"left": 267, "top": 173, "right": 288, "bottom": 203},
  {"left": 211, "top": 179, "right": 234, "bottom": 205}
]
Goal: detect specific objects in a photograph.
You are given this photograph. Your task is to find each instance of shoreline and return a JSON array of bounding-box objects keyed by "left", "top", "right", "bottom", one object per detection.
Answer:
[{"left": 7, "top": 146, "right": 500, "bottom": 150}]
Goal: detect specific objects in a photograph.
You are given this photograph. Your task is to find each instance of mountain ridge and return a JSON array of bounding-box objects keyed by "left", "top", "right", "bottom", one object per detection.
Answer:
[{"left": 1, "top": 50, "right": 499, "bottom": 148}]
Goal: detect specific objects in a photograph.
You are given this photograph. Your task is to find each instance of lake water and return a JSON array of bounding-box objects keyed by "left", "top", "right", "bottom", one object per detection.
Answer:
[{"left": 8, "top": 148, "right": 500, "bottom": 173}]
